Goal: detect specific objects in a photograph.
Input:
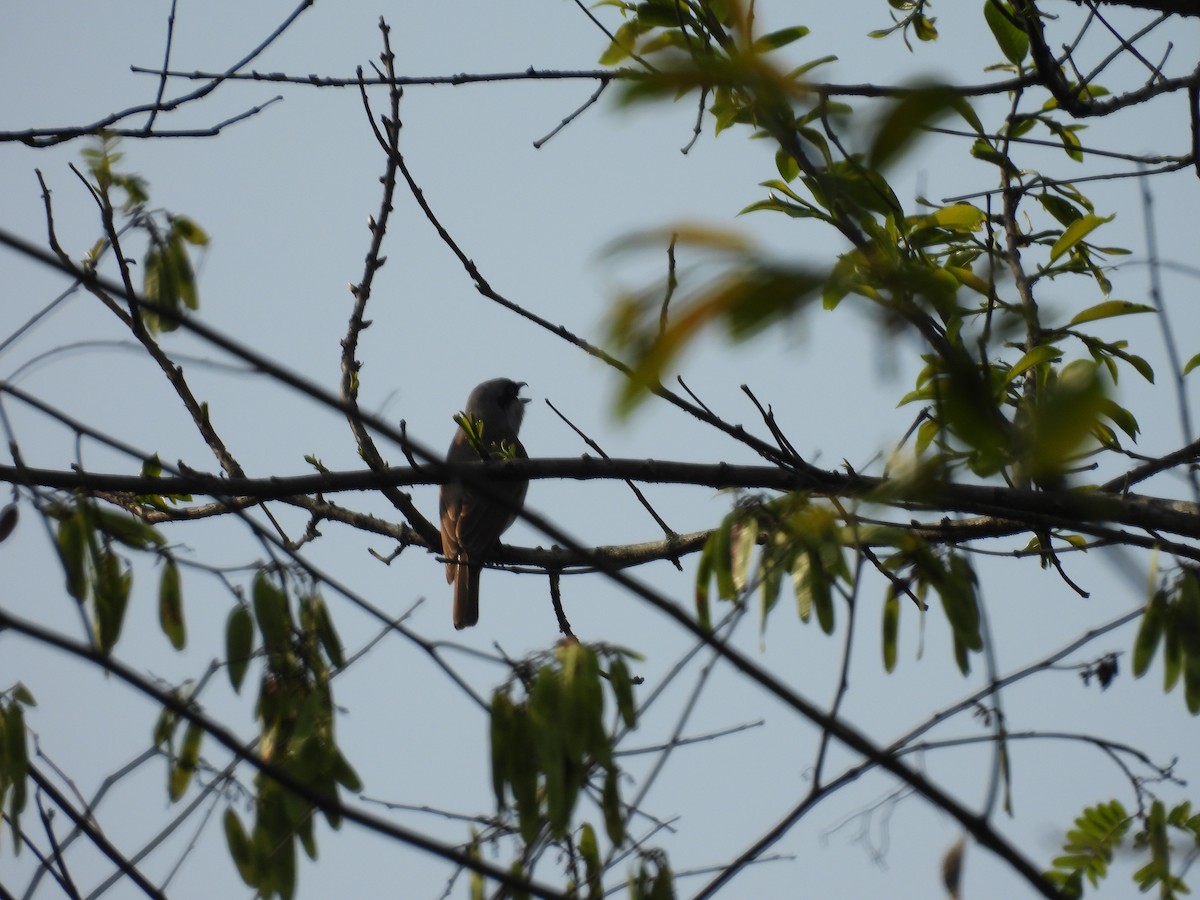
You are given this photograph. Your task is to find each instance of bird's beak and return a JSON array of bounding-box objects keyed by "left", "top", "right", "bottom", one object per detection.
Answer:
[{"left": 518, "top": 382, "right": 530, "bottom": 404}]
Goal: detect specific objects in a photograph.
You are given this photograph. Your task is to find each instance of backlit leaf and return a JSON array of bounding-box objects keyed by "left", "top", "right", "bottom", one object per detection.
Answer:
[
  {"left": 1068, "top": 300, "right": 1154, "bottom": 326},
  {"left": 226, "top": 605, "right": 254, "bottom": 693},
  {"left": 752, "top": 26, "right": 810, "bottom": 52},
  {"left": 1049, "top": 214, "right": 1113, "bottom": 264},
  {"left": 1005, "top": 345, "right": 1062, "bottom": 384},
  {"left": 882, "top": 589, "right": 900, "bottom": 672},
  {"left": 984, "top": 0, "right": 1029, "bottom": 66},
  {"left": 158, "top": 559, "right": 185, "bottom": 650},
  {"left": 170, "top": 719, "right": 203, "bottom": 801}
]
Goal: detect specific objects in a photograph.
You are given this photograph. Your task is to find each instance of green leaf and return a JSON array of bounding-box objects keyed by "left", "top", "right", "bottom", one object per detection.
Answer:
[
  {"left": 1047, "top": 799, "right": 1130, "bottom": 892},
  {"left": 311, "top": 595, "right": 344, "bottom": 669},
  {"left": 56, "top": 510, "right": 89, "bottom": 602},
  {"left": 170, "top": 215, "right": 209, "bottom": 246},
  {"left": 609, "top": 657, "right": 638, "bottom": 729},
  {"left": 984, "top": 0, "right": 1029, "bottom": 66},
  {"left": 970, "top": 138, "right": 1019, "bottom": 175},
  {"left": 153, "top": 703, "right": 178, "bottom": 749},
  {"left": 913, "top": 13, "right": 938, "bottom": 41},
  {"left": 94, "top": 507, "right": 166, "bottom": 550},
  {"left": 1048, "top": 213, "right": 1114, "bottom": 264},
  {"left": 1121, "top": 352, "right": 1154, "bottom": 383},
  {"left": 694, "top": 533, "right": 714, "bottom": 629},
  {"left": 1132, "top": 591, "right": 1166, "bottom": 677},
  {"left": 713, "top": 516, "right": 736, "bottom": 601},
  {"left": 1183, "top": 353, "right": 1200, "bottom": 376},
  {"left": 1164, "top": 617, "right": 1183, "bottom": 693},
  {"left": 1037, "top": 193, "right": 1083, "bottom": 227},
  {"left": 792, "top": 551, "right": 813, "bottom": 622},
  {"left": 252, "top": 572, "right": 290, "bottom": 656},
  {"left": 3, "top": 703, "right": 28, "bottom": 804},
  {"left": 142, "top": 245, "right": 180, "bottom": 333},
  {"left": 602, "top": 767, "right": 624, "bottom": 846},
  {"left": 331, "top": 749, "right": 362, "bottom": 793},
  {"left": 1068, "top": 300, "right": 1154, "bottom": 326},
  {"left": 635, "top": 1, "right": 686, "bottom": 28},
  {"left": 1098, "top": 398, "right": 1139, "bottom": 441},
  {"left": 11, "top": 685, "right": 35, "bottom": 707},
  {"left": 510, "top": 710, "right": 540, "bottom": 844},
  {"left": 226, "top": 605, "right": 254, "bottom": 693},
  {"left": 788, "top": 54, "right": 838, "bottom": 80},
  {"left": 530, "top": 670, "right": 568, "bottom": 837},
  {"left": 579, "top": 822, "right": 602, "bottom": 898},
  {"left": 752, "top": 25, "right": 810, "bottom": 52},
  {"left": 170, "top": 719, "right": 203, "bottom": 801},
  {"left": 758, "top": 537, "right": 786, "bottom": 626},
  {"left": 1026, "top": 360, "right": 1107, "bottom": 480},
  {"left": 0, "top": 504, "right": 17, "bottom": 543},
  {"left": 1005, "top": 345, "right": 1063, "bottom": 385},
  {"left": 809, "top": 550, "right": 835, "bottom": 635},
  {"left": 158, "top": 559, "right": 186, "bottom": 650},
  {"left": 942, "top": 554, "right": 982, "bottom": 655},
  {"left": 731, "top": 518, "right": 758, "bottom": 593},
  {"left": 910, "top": 203, "right": 987, "bottom": 232},
  {"left": 92, "top": 549, "right": 131, "bottom": 654},
  {"left": 1184, "top": 655, "right": 1200, "bottom": 714},
  {"left": 1, "top": 704, "right": 28, "bottom": 852},
  {"left": 489, "top": 692, "right": 514, "bottom": 811},
  {"left": 1043, "top": 119, "right": 1085, "bottom": 162},
  {"left": 167, "top": 235, "right": 199, "bottom": 312},
  {"left": 141, "top": 454, "right": 164, "bottom": 479},
  {"left": 599, "top": 20, "right": 642, "bottom": 65},
  {"left": 649, "top": 861, "right": 674, "bottom": 900},
  {"left": 882, "top": 589, "right": 900, "bottom": 672},
  {"left": 774, "top": 147, "right": 800, "bottom": 182}
]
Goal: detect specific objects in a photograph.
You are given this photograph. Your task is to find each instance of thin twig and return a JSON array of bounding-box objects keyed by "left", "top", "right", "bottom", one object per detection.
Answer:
[
  {"left": 549, "top": 570, "right": 574, "bottom": 638},
  {"left": 144, "top": 0, "right": 180, "bottom": 132},
  {"left": 1137, "top": 169, "right": 1199, "bottom": 502},
  {"left": 545, "top": 398, "right": 682, "bottom": 568},
  {"left": 533, "top": 78, "right": 611, "bottom": 148},
  {"left": 6, "top": 1, "right": 310, "bottom": 146}
]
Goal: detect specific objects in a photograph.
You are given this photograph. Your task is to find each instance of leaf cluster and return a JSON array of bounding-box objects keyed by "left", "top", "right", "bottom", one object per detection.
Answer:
[
  {"left": 696, "top": 495, "right": 985, "bottom": 674},
  {"left": 1047, "top": 798, "right": 1200, "bottom": 898},
  {"left": 53, "top": 498, "right": 169, "bottom": 655},
  {"left": 454, "top": 411, "right": 523, "bottom": 461},
  {"left": 0, "top": 685, "right": 36, "bottom": 854},
  {"left": 600, "top": 1, "right": 1146, "bottom": 494},
  {"left": 82, "top": 135, "right": 209, "bottom": 335},
  {"left": 489, "top": 643, "right": 645, "bottom": 894},
  {"left": 1133, "top": 568, "right": 1200, "bottom": 714},
  {"left": 216, "top": 572, "right": 358, "bottom": 900}
]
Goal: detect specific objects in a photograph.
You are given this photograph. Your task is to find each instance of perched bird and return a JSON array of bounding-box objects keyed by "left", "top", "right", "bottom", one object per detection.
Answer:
[{"left": 439, "top": 378, "right": 529, "bottom": 629}]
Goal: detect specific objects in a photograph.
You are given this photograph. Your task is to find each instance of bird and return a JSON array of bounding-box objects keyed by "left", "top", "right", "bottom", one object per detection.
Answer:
[{"left": 439, "top": 378, "right": 529, "bottom": 629}]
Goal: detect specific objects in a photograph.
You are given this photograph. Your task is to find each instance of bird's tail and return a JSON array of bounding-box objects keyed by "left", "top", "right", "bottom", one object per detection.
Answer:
[{"left": 453, "top": 565, "right": 481, "bottom": 629}]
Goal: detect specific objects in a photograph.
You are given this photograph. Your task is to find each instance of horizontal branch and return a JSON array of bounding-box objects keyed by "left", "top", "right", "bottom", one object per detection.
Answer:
[
  {"left": 128, "top": 65, "right": 620, "bottom": 88},
  {"left": 5, "top": 456, "right": 1200, "bottom": 542},
  {"left": 127, "top": 65, "right": 1040, "bottom": 99},
  {"left": 1085, "top": 0, "right": 1200, "bottom": 17}
]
